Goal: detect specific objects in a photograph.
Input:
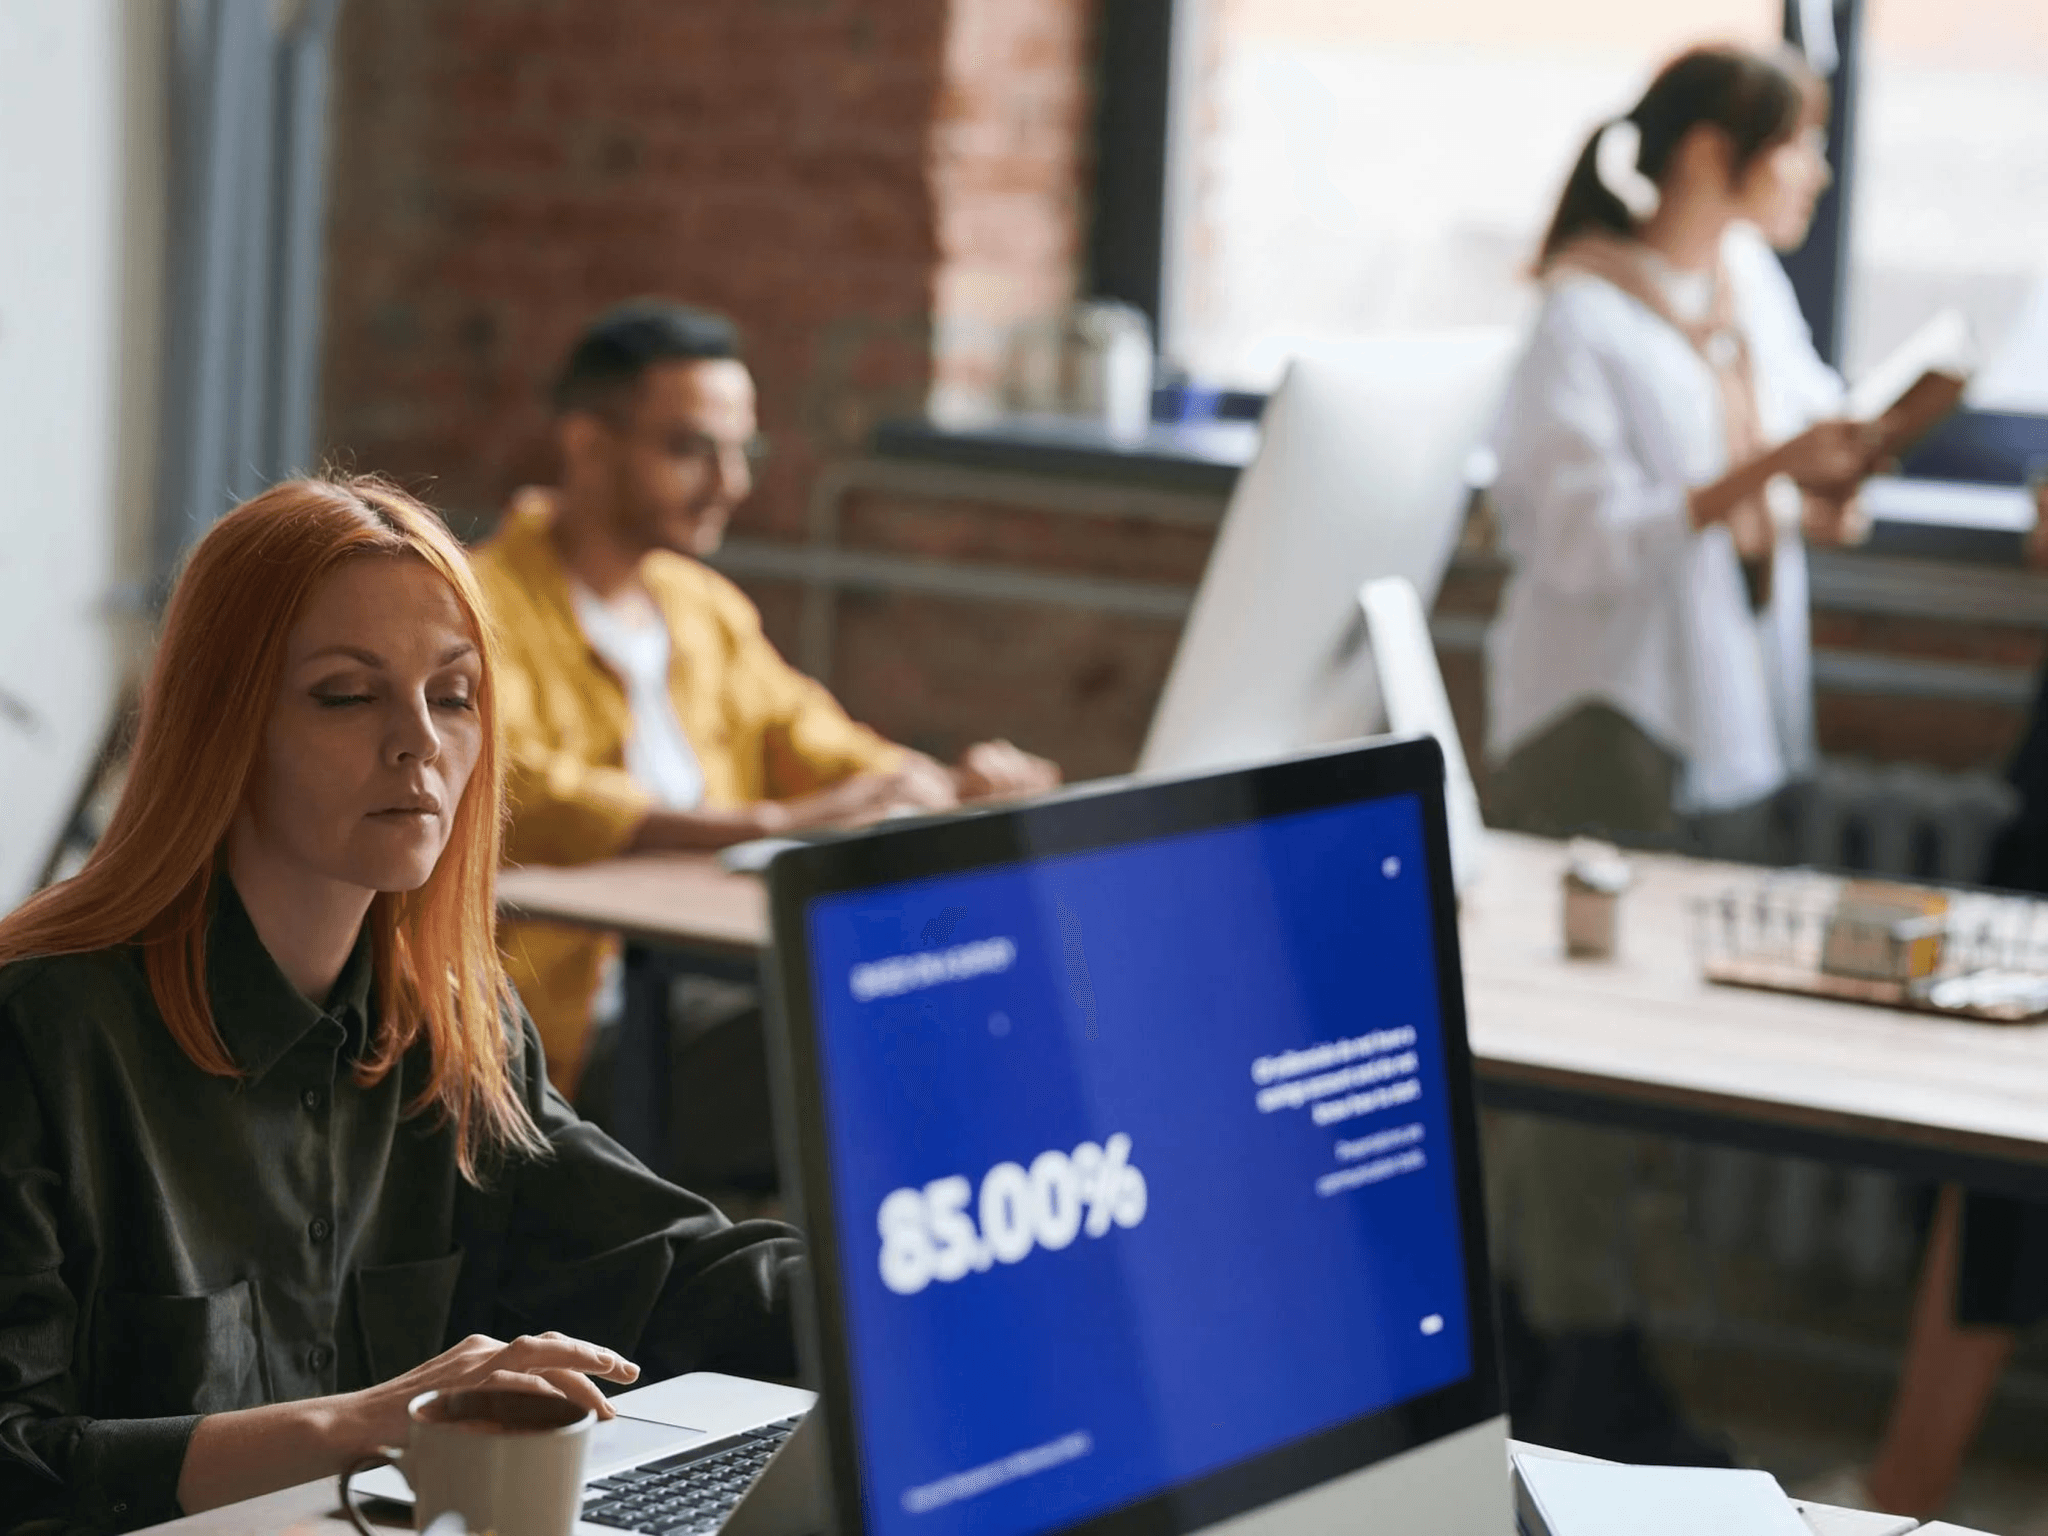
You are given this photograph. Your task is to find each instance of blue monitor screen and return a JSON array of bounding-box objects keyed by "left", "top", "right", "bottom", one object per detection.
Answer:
[{"left": 802, "top": 792, "right": 1473, "bottom": 1536}]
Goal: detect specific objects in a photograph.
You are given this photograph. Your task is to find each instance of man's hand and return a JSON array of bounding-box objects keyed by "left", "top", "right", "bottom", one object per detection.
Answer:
[
  {"left": 635, "top": 743, "right": 1056, "bottom": 851},
  {"left": 953, "top": 739, "right": 1061, "bottom": 802},
  {"left": 754, "top": 757, "right": 960, "bottom": 837}
]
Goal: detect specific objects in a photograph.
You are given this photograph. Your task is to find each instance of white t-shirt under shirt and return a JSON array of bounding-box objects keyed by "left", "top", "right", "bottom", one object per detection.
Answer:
[{"left": 568, "top": 580, "right": 707, "bottom": 811}]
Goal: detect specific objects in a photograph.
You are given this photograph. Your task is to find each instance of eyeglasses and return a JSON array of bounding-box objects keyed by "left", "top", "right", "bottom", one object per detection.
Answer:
[{"left": 666, "top": 428, "right": 771, "bottom": 467}]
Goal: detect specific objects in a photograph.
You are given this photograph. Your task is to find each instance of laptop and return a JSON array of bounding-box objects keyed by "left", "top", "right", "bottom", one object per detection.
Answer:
[
  {"left": 762, "top": 735, "right": 1511, "bottom": 1534},
  {"left": 361, "top": 736, "right": 1508, "bottom": 1535},
  {"left": 350, "top": 1369, "right": 823, "bottom": 1534}
]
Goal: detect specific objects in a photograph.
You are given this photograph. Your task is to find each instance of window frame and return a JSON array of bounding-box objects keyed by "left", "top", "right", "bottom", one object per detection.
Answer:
[
  {"left": 1779, "top": 0, "right": 1860, "bottom": 366},
  {"left": 1092, "top": 0, "right": 2048, "bottom": 498}
]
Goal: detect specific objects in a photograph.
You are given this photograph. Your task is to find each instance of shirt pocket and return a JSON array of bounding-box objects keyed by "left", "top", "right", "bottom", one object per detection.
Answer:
[
  {"left": 354, "top": 1249, "right": 466, "bottom": 1384},
  {"left": 92, "top": 1279, "right": 267, "bottom": 1417}
]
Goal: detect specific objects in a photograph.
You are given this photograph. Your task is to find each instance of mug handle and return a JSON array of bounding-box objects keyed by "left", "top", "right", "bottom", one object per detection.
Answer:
[{"left": 338, "top": 1448, "right": 405, "bottom": 1536}]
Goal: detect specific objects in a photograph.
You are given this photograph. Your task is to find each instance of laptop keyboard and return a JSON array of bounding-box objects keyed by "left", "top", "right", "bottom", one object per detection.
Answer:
[{"left": 580, "top": 1417, "right": 804, "bottom": 1535}]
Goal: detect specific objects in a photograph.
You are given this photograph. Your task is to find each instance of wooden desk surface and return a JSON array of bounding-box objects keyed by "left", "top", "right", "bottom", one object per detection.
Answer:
[
  {"left": 498, "top": 852, "right": 767, "bottom": 960},
  {"left": 136, "top": 1475, "right": 385, "bottom": 1533},
  {"left": 494, "top": 834, "right": 2048, "bottom": 1184},
  {"left": 1458, "top": 837, "right": 2048, "bottom": 1182},
  {"left": 137, "top": 1459, "right": 1914, "bottom": 1534}
]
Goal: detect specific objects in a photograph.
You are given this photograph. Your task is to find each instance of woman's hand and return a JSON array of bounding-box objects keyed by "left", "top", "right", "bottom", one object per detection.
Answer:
[
  {"left": 1691, "top": 420, "right": 1881, "bottom": 535},
  {"left": 1778, "top": 418, "right": 1881, "bottom": 493},
  {"left": 1802, "top": 490, "right": 1870, "bottom": 548},
  {"left": 338, "top": 1332, "right": 641, "bottom": 1454},
  {"left": 177, "top": 1332, "right": 643, "bottom": 1514}
]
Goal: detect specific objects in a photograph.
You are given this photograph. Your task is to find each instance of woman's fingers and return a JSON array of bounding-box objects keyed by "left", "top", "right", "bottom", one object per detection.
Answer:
[
  {"left": 478, "top": 1368, "right": 569, "bottom": 1399},
  {"left": 536, "top": 1367, "right": 619, "bottom": 1418},
  {"left": 487, "top": 1333, "right": 640, "bottom": 1385}
]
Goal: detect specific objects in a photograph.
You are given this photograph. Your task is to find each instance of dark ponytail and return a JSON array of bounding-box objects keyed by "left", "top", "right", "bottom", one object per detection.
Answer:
[{"left": 1537, "top": 45, "right": 1804, "bottom": 269}]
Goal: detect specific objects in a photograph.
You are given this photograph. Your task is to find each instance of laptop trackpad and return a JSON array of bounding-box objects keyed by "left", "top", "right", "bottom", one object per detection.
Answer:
[
  {"left": 349, "top": 1413, "right": 710, "bottom": 1505},
  {"left": 586, "top": 1414, "right": 713, "bottom": 1476}
]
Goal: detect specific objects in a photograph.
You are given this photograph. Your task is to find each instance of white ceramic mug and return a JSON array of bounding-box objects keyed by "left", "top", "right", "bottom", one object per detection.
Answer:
[{"left": 340, "top": 1387, "right": 595, "bottom": 1536}]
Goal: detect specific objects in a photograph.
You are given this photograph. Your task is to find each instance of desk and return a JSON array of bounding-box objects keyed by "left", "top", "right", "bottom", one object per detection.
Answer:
[
  {"left": 499, "top": 855, "right": 765, "bottom": 962},
  {"left": 498, "top": 832, "right": 2048, "bottom": 1199},
  {"left": 132, "top": 1463, "right": 1924, "bottom": 1534},
  {"left": 499, "top": 856, "right": 767, "bottom": 1168},
  {"left": 136, "top": 1477, "right": 375, "bottom": 1533},
  {"left": 1458, "top": 836, "right": 2048, "bottom": 1199}
]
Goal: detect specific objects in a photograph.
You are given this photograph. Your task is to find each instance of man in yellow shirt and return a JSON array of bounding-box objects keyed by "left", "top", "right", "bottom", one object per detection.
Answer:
[{"left": 473, "top": 300, "right": 1057, "bottom": 1114}]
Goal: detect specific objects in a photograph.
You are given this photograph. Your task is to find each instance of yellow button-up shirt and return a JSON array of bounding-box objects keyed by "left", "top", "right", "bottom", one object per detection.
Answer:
[{"left": 473, "top": 490, "right": 902, "bottom": 1089}]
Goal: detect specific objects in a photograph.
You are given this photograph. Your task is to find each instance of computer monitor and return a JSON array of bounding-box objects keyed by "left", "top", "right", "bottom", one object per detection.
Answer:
[
  {"left": 1138, "top": 330, "right": 1515, "bottom": 783},
  {"left": 1359, "top": 576, "right": 1488, "bottom": 892},
  {"left": 764, "top": 737, "right": 1509, "bottom": 1536}
]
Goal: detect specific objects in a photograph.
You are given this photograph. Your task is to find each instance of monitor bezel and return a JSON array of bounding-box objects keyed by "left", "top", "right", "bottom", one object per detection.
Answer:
[{"left": 762, "top": 736, "right": 1504, "bottom": 1536}]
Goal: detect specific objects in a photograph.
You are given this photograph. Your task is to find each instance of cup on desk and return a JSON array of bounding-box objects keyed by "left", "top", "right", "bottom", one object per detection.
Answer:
[
  {"left": 1562, "top": 838, "right": 1632, "bottom": 960},
  {"left": 340, "top": 1388, "right": 594, "bottom": 1536}
]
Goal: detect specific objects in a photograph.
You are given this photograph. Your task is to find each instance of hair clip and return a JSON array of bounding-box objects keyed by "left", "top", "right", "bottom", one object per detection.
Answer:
[{"left": 1595, "top": 119, "right": 1662, "bottom": 221}]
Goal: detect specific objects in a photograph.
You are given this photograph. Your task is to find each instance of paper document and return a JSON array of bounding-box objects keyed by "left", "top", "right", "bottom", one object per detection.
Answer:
[
  {"left": 1514, "top": 1454, "right": 1812, "bottom": 1536},
  {"left": 1840, "top": 309, "right": 1973, "bottom": 474},
  {"left": 1847, "top": 309, "right": 1973, "bottom": 422},
  {"left": 1792, "top": 1501, "right": 1917, "bottom": 1536}
]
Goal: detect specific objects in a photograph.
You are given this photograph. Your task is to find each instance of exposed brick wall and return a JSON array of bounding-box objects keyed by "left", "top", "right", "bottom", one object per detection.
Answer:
[
  {"left": 1815, "top": 693, "right": 2027, "bottom": 774},
  {"left": 831, "top": 590, "right": 1182, "bottom": 780},
  {"left": 807, "top": 483, "right": 1210, "bottom": 776},
  {"left": 321, "top": 0, "right": 1092, "bottom": 543},
  {"left": 927, "top": 0, "right": 1097, "bottom": 419}
]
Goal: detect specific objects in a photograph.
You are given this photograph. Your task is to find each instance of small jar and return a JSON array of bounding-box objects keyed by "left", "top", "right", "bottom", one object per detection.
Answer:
[{"left": 1562, "top": 838, "right": 1632, "bottom": 960}]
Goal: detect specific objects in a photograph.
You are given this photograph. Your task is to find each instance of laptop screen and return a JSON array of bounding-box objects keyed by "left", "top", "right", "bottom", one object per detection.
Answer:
[{"left": 795, "top": 786, "right": 1480, "bottom": 1536}]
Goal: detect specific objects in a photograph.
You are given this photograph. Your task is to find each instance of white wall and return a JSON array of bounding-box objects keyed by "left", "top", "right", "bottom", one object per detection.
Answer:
[{"left": 0, "top": 0, "right": 164, "bottom": 903}]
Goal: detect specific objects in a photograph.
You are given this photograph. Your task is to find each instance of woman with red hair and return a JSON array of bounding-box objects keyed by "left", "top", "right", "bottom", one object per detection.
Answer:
[{"left": 0, "top": 478, "right": 798, "bottom": 1531}]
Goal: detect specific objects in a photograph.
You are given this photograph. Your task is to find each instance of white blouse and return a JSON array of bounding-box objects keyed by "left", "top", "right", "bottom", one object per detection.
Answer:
[{"left": 1485, "top": 223, "right": 1843, "bottom": 815}]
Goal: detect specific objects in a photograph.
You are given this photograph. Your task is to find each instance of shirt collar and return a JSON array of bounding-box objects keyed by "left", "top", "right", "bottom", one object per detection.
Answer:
[
  {"left": 205, "top": 878, "right": 375, "bottom": 1082},
  {"left": 496, "top": 487, "right": 582, "bottom": 625},
  {"left": 495, "top": 485, "right": 695, "bottom": 645}
]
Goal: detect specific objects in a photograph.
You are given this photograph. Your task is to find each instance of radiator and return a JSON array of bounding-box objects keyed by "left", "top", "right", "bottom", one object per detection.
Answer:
[{"left": 1794, "top": 757, "right": 2018, "bottom": 888}]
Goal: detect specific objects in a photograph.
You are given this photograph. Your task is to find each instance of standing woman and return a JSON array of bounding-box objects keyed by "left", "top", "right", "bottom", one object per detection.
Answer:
[
  {"left": 1486, "top": 44, "right": 1874, "bottom": 857},
  {"left": 1480, "top": 44, "right": 1871, "bottom": 1464},
  {"left": 0, "top": 479, "right": 799, "bottom": 1532}
]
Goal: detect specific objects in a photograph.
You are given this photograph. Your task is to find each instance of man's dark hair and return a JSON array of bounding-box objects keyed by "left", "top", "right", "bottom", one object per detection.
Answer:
[{"left": 551, "top": 300, "right": 742, "bottom": 419}]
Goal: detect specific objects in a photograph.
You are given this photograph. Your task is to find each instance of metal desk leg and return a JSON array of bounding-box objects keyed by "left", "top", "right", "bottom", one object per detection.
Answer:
[{"left": 613, "top": 942, "right": 675, "bottom": 1177}]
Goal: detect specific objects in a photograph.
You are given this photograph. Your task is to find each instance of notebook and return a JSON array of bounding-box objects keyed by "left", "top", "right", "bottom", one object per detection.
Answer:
[{"left": 1514, "top": 1454, "right": 1812, "bottom": 1536}]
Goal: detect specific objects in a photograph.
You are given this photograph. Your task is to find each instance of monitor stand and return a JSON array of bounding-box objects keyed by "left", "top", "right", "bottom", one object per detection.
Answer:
[{"left": 1205, "top": 1415, "right": 1511, "bottom": 1535}]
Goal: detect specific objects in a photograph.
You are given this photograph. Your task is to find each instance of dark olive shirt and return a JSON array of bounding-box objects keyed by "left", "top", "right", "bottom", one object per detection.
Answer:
[{"left": 0, "top": 884, "right": 802, "bottom": 1534}]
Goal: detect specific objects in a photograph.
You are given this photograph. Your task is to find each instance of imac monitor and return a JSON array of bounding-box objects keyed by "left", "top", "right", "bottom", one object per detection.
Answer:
[
  {"left": 764, "top": 737, "right": 1509, "bottom": 1536},
  {"left": 1138, "top": 331, "right": 1515, "bottom": 782},
  {"left": 1358, "top": 576, "right": 1489, "bottom": 892}
]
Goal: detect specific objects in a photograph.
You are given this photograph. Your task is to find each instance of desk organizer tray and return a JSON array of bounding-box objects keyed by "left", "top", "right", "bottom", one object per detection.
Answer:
[{"left": 1692, "top": 872, "right": 2048, "bottom": 1024}]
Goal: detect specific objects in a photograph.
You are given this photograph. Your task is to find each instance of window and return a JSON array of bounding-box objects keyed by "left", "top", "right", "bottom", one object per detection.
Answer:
[
  {"left": 1162, "top": 0, "right": 1779, "bottom": 390},
  {"left": 1843, "top": 0, "right": 2048, "bottom": 409}
]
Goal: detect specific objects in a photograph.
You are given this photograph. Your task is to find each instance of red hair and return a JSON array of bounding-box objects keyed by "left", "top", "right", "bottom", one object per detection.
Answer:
[{"left": 0, "top": 477, "right": 544, "bottom": 1177}]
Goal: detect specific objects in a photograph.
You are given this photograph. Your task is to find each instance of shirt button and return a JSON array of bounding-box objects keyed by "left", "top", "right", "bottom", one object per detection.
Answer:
[
  {"left": 307, "top": 1343, "right": 333, "bottom": 1372},
  {"left": 301, "top": 1088, "right": 322, "bottom": 1111},
  {"left": 308, "top": 1217, "right": 332, "bottom": 1244}
]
